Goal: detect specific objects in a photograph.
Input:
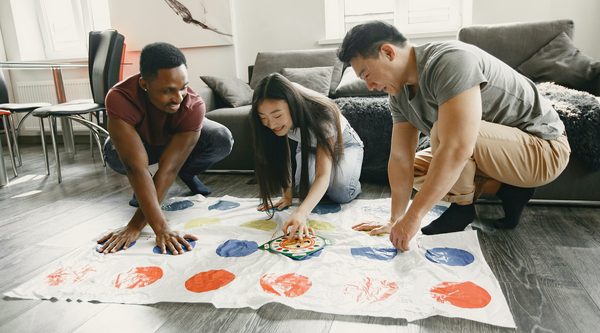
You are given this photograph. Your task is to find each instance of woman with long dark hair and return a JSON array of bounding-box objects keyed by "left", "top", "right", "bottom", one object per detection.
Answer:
[{"left": 251, "top": 73, "right": 364, "bottom": 240}]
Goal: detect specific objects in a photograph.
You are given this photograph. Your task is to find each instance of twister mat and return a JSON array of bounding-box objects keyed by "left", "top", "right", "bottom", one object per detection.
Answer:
[{"left": 5, "top": 196, "right": 515, "bottom": 328}]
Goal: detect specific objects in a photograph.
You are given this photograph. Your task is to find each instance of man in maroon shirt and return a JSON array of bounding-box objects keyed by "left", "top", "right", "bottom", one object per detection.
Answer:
[{"left": 98, "top": 42, "right": 232, "bottom": 255}]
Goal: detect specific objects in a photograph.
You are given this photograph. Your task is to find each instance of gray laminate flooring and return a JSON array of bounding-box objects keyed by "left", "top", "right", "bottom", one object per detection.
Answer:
[{"left": 1, "top": 142, "right": 600, "bottom": 333}]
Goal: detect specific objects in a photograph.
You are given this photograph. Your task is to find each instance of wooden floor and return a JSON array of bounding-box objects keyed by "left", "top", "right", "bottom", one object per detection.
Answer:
[{"left": 1, "top": 142, "right": 600, "bottom": 333}]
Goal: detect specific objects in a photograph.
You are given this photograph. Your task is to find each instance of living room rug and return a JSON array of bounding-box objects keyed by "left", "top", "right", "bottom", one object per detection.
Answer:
[{"left": 5, "top": 196, "right": 515, "bottom": 328}]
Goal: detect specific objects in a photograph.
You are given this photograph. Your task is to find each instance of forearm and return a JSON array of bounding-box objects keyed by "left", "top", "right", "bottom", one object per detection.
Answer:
[
  {"left": 389, "top": 157, "right": 414, "bottom": 222},
  {"left": 296, "top": 173, "right": 330, "bottom": 218},
  {"left": 408, "top": 147, "right": 469, "bottom": 220},
  {"left": 126, "top": 168, "right": 171, "bottom": 233}
]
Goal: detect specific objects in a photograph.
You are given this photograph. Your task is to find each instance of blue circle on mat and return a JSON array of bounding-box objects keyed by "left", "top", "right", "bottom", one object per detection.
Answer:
[
  {"left": 427, "top": 205, "right": 448, "bottom": 218},
  {"left": 311, "top": 203, "right": 341, "bottom": 214},
  {"left": 209, "top": 200, "right": 241, "bottom": 211},
  {"left": 292, "top": 248, "right": 324, "bottom": 261},
  {"left": 162, "top": 200, "right": 194, "bottom": 211},
  {"left": 216, "top": 239, "right": 258, "bottom": 257},
  {"left": 351, "top": 247, "right": 397, "bottom": 261},
  {"left": 96, "top": 241, "right": 136, "bottom": 253},
  {"left": 153, "top": 240, "right": 197, "bottom": 255},
  {"left": 425, "top": 247, "right": 474, "bottom": 266}
]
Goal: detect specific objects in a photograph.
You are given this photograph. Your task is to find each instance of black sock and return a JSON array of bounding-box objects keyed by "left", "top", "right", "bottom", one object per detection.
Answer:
[
  {"left": 421, "top": 203, "right": 476, "bottom": 235},
  {"left": 493, "top": 184, "right": 536, "bottom": 229},
  {"left": 180, "top": 175, "right": 211, "bottom": 195},
  {"left": 129, "top": 194, "right": 139, "bottom": 207}
]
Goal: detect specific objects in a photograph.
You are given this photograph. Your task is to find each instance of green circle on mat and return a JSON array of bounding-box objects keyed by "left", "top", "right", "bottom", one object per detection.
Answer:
[
  {"left": 283, "top": 249, "right": 289, "bottom": 252},
  {"left": 184, "top": 217, "right": 221, "bottom": 229},
  {"left": 307, "top": 220, "right": 335, "bottom": 231},
  {"left": 240, "top": 220, "right": 277, "bottom": 231}
]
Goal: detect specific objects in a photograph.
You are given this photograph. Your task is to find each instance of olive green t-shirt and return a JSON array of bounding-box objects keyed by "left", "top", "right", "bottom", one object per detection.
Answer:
[{"left": 389, "top": 41, "right": 564, "bottom": 140}]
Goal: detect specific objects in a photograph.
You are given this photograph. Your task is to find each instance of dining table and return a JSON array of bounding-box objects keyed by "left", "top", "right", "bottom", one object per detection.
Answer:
[{"left": 0, "top": 61, "right": 89, "bottom": 154}]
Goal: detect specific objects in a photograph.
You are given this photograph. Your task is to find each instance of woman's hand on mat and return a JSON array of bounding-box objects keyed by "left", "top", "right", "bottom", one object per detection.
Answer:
[
  {"left": 155, "top": 227, "right": 199, "bottom": 255},
  {"left": 389, "top": 214, "right": 420, "bottom": 252},
  {"left": 282, "top": 212, "right": 314, "bottom": 240},
  {"left": 351, "top": 221, "right": 393, "bottom": 235},
  {"left": 97, "top": 225, "right": 142, "bottom": 254},
  {"left": 258, "top": 197, "right": 292, "bottom": 211}
]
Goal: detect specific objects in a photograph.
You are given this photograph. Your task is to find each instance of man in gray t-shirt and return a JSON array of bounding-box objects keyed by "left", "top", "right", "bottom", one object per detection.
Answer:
[{"left": 338, "top": 21, "right": 570, "bottom": 251}]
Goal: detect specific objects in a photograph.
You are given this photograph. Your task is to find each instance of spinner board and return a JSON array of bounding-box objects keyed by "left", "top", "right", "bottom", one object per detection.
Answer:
[{"left": 259, "top": 234, "right": 331, "bottom": 259}]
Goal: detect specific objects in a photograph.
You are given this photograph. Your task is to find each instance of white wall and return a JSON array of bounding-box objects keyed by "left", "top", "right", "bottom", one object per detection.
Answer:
[{"left": 2, "top": 0, "right": 600, "bottom": 93}]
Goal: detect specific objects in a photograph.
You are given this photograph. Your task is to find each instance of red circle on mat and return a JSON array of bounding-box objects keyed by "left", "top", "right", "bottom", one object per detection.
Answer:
[
  {"left": 343, "top": 277, "right": 399, "bottom": 303},
  {"left": 114, "top": 266, "right": 163, "bottom": 289},
  {"left": 185, "top": 269, "right": 236, "bottom": 293},
  {"left": 430, "top": 281, "right": 492, "bottom": 309},
  {"left": 45, "top": 266, "right": 95, "bottom": 286},
  {"left": 260, "top": 273, "right": 312, "bottom": 298}
]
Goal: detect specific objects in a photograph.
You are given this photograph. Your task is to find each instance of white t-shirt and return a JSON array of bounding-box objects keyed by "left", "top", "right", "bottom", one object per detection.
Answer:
[{"left": 287, "top": 113, "right": 349, "bottom": 147}]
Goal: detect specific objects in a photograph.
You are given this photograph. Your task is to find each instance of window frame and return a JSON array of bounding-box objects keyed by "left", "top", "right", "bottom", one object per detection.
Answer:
[
  {"left": 322, "top": 0, "right": 472, "bottom": 44},
  {"left": 35, "top": 0, "right": 111, "bottom": 60}
]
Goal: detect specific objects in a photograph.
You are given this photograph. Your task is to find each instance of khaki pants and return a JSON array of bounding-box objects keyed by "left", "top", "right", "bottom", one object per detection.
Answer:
[{"left": 413, "top": 121, "right": 571, "bottom": 203}]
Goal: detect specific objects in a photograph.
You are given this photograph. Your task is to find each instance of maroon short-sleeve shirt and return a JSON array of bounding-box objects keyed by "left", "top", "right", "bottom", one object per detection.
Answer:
[{"left": 106, "top": 73, "right": 205, "bottom": 146}]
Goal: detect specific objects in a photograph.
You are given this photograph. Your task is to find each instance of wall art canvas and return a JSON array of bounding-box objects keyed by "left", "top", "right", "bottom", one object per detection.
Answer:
[{"left": 108, "top": 0, "right": 233, "bottom": 51}]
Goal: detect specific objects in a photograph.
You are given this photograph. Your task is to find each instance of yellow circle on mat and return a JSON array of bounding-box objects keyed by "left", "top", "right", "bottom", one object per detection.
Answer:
[
  {"left": 360, "top": 230, "right": 386, "bottom": 237},
  {"left": 307, "top": 220, "right": 335, "bottom": 231},
  {"left": 184, "top": 217, "right": 221, "bottom": 229},
  {"left": 240, "top": 220, "right": 277, "bottom": 231}
]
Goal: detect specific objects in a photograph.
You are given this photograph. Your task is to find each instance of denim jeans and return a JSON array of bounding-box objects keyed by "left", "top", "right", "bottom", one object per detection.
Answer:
[
  {"left": 294, "top": 124, "right": 364, "bottom": 203},
  {"left": 103, "top": 118, "right": 233, "bottom": 179}
]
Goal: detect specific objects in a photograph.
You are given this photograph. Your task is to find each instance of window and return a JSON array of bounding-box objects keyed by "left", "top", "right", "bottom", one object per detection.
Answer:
[
  {"left": 35, "top": 0, "right": 111, "bottom": 59},
  {"left": 324, "top": 0, "right": 472, "bottom": 41}
]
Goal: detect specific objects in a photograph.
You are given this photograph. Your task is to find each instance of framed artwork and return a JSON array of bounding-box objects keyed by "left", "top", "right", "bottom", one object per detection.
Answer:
[{"left": 108, "top": 0, "right": 233, "bottom": 51}]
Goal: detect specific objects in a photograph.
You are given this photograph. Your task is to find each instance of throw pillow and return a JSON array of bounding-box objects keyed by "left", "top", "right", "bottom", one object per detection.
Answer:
[
  {"left": 200, "top": 76, "right": 253, "bottom": 108},
  {"left": 517, "top": 32, "right": 600, "bottom": 92},
  {"left": 335, "top": 66, "right": 387, "bottom": 97},
  {"left": 280, "top": 66, "right": 334, "bottom": 96}
]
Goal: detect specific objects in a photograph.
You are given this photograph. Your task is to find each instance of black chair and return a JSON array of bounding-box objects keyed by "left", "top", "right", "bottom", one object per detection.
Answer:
[
  {"left": 0, "top": 70, "right": 52, "bottom": 167},
  {"left": 32, "top": 29, "right": 125, "bottom": 183}
]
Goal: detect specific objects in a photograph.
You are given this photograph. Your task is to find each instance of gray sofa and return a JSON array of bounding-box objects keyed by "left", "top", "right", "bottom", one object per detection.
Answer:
[{"left": 196, "top": 19, "right": 600, "bottom": 204}]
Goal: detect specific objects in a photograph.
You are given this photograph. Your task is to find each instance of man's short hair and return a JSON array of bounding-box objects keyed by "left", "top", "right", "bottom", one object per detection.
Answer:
[
  {"left": 337, "top": 21, "right": 407, "bottom": 65},
  {"left": 139, "top": 42, "right": 187, "bottom": 81}
]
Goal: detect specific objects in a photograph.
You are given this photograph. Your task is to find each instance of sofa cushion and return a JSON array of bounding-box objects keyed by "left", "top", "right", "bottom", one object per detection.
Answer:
[
  {"left": 249, "top": 48, "right": 344, "bottom": 97},
  {"left": 457, "top": 19, "right": 574, "bottom": 69},
  {"left": 517, "top": 32, "right": 600, "bottom": 92},
  {"left": 281, "top": 66, "right": 333, "bottom": 96},
  {"left": 200, "top": 76, "right": 253, "bottom": 108},
  {"left": 335, "top": 66, "right": 387, "bottom": 97}
]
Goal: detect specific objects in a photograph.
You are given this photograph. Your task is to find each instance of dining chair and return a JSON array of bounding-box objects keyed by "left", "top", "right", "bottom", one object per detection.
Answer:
[
  {"left": 32, "top": 29, "right": 125, "bottom": 183},
  {"left": 0, "top": 70, "right": 51, "bottom": 167},
  {"left": 0, "top": 110, "right": 18, "bottom": 178}
]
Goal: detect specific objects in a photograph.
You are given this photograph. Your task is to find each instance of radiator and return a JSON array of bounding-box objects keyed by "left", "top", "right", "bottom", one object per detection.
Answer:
[{"left": 14, "top": 79, "right": 94, "bottom": 135}]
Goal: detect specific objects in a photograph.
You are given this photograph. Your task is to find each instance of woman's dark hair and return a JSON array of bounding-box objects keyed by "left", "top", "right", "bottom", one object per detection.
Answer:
[
  {"left": 337, "top": 20, "right": 407, "bottom": 65},
  {"left": 139, "top": 42, "right": 187, "bottom": 81},
  {"left": 250, "top": 73, "right": 344, "bottom": 218}
]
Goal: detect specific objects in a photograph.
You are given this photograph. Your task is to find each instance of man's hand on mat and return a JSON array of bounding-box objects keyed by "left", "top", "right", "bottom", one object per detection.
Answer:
[
  {"left": 351, "top": 221, "right": 392, "bottom": 235},
  {"left": 155, "top": 227, "right": 199, "bottom": 255},
  {"left": 389, "top": 214, "right": 420, "bottom": 252},
  {"left": 97, "top": 225, "right": 141, "bottom": 254}
]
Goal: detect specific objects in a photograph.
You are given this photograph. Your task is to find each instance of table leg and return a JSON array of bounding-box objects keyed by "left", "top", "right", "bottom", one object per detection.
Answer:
[{"left": 52, "top": 66, "right": 76, "bottom": 154}]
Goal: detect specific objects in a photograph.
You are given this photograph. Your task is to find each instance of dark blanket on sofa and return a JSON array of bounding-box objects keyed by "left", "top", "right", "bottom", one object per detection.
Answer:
[
  {"left": 335, "top": 83, "right": 600, "bottom": 183},
  {"left": 335, "top": 97, "right": 429, "bottom": 183},
  {"left": 537, "top": 82, "right": 600, "bottom": 171}
]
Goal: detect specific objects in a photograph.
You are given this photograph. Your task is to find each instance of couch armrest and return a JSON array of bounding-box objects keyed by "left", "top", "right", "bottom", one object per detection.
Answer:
[
  {"left": 457, "top": 19, "right": 574, "bottom": 68},
  {"left": 194, "top": 86, "right": 217, "bottom": 112}
]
